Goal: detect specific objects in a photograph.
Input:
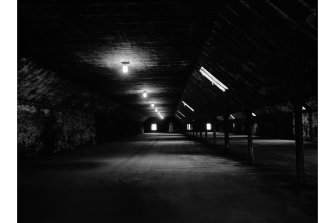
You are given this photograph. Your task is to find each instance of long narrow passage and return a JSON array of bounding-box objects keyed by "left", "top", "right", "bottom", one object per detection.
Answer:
[{"left": 18, "top": 133, "right": 317, "bottom": 223}]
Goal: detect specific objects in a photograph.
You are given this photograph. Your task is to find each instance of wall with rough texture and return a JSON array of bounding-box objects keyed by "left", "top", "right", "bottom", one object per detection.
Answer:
[
  {"left": 18, "top": 104, "right": 45, "bottom": 155},
  {"left": 18, "top": 58, "right": 146, "bottom": 157},
  {"left": 18, "top": 104, "right": 96, "bottom": 157},
  {"left": 18, "top": 58, "right": 145, "bottom": 120},
  {"left": 299, "top": 111, "right": 318, "bottom": 141}
]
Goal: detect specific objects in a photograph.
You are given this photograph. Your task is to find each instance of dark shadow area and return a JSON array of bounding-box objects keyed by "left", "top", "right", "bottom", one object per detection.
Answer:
[
  {"left": 19, "top": 133, "right": 317, "bottom": 223},
  {"left": 19, "top": 180, "right": 183, "bottom": 223}
]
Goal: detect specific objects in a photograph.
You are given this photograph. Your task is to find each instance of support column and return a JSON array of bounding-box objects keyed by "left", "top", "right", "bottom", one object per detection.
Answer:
[
  {"left": 205, "top": 125, "right": 208, "bottom": 143},
  {"left": 224, "top": 114, "right": 230, "bottom": 151},
  {"left": 294, "top": 103, "right": 305, "bottom": 184},
  {"left": 213, "top": 120, "right": 216, "bottom": 143},
  {"left": 246, "top": 111, "right": 254, "bottom": 164},
  {"left": 308, "top": 110, "right": 313, "bottom": 141}
]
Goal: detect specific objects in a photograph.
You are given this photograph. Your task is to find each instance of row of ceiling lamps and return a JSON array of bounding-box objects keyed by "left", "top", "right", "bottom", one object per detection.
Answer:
[
  {"left": 175, "top": 100, "right": 194, "bottom": 120},
  {"left": 122, "top": 62, "right": 164, "bottom": 119},
  {"left": 151, "top": 103, "right": 164, "bottom": 119},
  {"left": 176, "top": 66, "right": 257, "bottom": 120},
  {"left": 177, "top": 66, "right": 308, "bottom": 121}
]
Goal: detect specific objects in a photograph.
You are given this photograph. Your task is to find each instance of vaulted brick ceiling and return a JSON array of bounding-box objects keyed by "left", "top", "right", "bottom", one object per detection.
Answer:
[
  {"left": 18, "top": 0, "right": 218, "bottom": 120},
  {"left": 18, "top": 0, "right": 317, "bottom": 121},
  {"left": 176, "top": 0, "right": 317, "bottom": 121}
]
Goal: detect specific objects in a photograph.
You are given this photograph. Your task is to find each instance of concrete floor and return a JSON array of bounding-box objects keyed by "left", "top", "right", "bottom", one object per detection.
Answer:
[{"left": 18, "top": 133, "right": 317, "bottom": 223}]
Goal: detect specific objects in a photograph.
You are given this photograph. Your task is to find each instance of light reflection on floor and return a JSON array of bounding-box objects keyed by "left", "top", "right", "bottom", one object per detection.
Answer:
[{"left": 18, "top": 133, "right": 317, "bottom": 223}]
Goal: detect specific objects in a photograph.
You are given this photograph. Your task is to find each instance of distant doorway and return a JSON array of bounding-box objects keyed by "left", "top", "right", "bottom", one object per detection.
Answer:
[
  {"left": 151, "top": 123, "right": 157, "bottom": 131},
  {"left": 168, "top": 123, "right": 174, "bottom": 132}
]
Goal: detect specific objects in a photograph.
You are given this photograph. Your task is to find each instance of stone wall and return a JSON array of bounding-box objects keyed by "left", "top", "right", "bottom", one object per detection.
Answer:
[
  {"left": 18, "top": 58, "right": 145, "bottom": 157},
  {"left": 18, "top": 104, "right": 96, "bottom": 157},
  {"left": 300, "top": 111, "right": 318, "bottom": 141}
]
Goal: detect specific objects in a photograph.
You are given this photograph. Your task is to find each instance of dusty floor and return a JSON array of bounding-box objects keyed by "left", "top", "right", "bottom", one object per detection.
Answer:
[{"left": 18, "top": 133, "right": 317, "bottom": 223}]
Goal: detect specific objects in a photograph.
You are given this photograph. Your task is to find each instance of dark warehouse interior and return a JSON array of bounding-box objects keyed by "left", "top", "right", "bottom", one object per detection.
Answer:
[{"left": 16, "top": 0, "right": 318, "bottom": 223}]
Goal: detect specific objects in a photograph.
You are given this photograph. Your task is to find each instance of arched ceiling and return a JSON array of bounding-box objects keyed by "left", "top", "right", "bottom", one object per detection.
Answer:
[
  {"left": 18, "top": 0, "right": 219, "bottom": 120},
  {"left": 176, "top": 0, "right": 317, "bottom": 122},
  {"left": 18, "top": 0, "right": 317, "bottom": 122}
]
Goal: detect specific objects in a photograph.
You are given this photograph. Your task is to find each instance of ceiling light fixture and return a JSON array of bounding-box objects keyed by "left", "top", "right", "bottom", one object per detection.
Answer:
[
  {"left": 122, "top": 62, "right": 129, "bottom": 73},
  {"left": 199, "top": 66, "right": 229, "bottom": 92},
  {"left": 151, "top": 103, "right": 155, "bottom": 108},
  {"left": 177, "top": 110, "right": 186, "bottom": 117},
  {"left": 142, "top": 91, "right": 148, "bottom": 98},
  {"left": 175, "top": 115, "right": 182, "bottom": 119},
  {"left": 182, "top": 100, "right": 194, "bottom": 112},
  {"left": 229, "top": 114, "right": 235, "bottom": 120},
  {"left": 155, "top": 108, "right": 158, "bottom": 112},
  {"left": 252, "top": 112, "right": 256, "bottom": 117}
]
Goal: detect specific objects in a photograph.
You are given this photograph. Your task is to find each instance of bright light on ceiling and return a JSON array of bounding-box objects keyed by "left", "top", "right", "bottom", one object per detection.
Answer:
[
  {"left": 182, "top": 100, "right": 194, "bottom": 112},
  {"left": 122, "top": 62, "right": 129, "bottom": 74},
  {"left": 177, "top": 110, "right": 185, "bottom": 117},
  {"left": 199, "top": 67, "right": 229, "bottom": 92},
  {"left": 122, "top": 65, "right": 128, "bottom": 73},
  {"left": 142, "top": 91, "right": 148, "bottom": 98}
]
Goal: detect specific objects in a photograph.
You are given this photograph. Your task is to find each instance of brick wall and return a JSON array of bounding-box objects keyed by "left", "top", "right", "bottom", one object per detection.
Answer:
[
  {"left": 18, "top": 58, "right": 146, "bottom": 157},
  {"left": 18, "top": 104, "right": 96, "bottom": 157}
]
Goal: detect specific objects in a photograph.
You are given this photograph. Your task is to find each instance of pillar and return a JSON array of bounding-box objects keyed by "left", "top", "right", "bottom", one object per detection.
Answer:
[
  {"left": 294, "top": 103, "right": 305, "bottom": 184},
  {"left": 205, "top": 125, "right": 208, "bottom": 143},
  {"left": 246, "top": 111, "right": 254, "bottom": 164},
  {"left": 213, "top": 120, "right": 216, "bottom": 143},
  {"left": 224, "top": 114, "right": 230, "bottom": 151},
  {"left": 308, "top": 110, "right": 313, "bottom": 141}
]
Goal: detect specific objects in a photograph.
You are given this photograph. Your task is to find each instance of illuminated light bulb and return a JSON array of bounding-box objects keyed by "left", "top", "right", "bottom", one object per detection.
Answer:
[
  {"left": 199, "top": 66, "right": 229, "bottom": 92},
  {"left": 177, "top": 110, "right": 185, "bottom": 117},
  {"left": 252, "top": 112, "right": 256, "bottom": 117},
  {"left": 151, "top": 104, "right": 155, "bottom": 108},
  {"left": 155, "top": 108, "right": 158, "bottom": 112},
  {"left": 143, "top": 91, "right": 148, "bottom": 98},
  {"left": 182, "top": 100, "right": 194, "bottom": 112},
  {"left": 122, "top": 64, "right": 128, "bottom": 73}
]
